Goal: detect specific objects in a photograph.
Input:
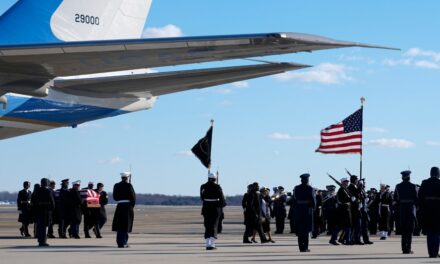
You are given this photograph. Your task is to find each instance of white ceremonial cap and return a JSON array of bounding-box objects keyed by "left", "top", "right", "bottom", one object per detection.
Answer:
[
  {"left": 120, "top": 172, "right": 131, "bottom": 178},
  {"left": 340, "top": 177, "right": 348, "bottom": 183},
  {"left": 208, "top": 173, "right": 216, "bottom": 179},
  {"left": 73, "top": 180, "right": 81, "bottom": 185}
]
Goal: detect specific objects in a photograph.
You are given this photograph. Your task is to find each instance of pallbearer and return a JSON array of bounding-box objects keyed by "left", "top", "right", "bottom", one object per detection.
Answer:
[
  {"left": 293, "top": 173, "right": 316, "bottom": 252},
  {"left": 112, "top": 172, "right": 136, "bottom": 248},
  {"left": 200, "top": 173, "right": 226, "bottom": 250},
  {"left": 394, "top": 170, "right": 418, "bottom": 254},
  {"left": 377, "top": 184, "right": 392, "bottom": 240},
  {"left": 17, "top": 181, "right": 32, "bottom": 237}
]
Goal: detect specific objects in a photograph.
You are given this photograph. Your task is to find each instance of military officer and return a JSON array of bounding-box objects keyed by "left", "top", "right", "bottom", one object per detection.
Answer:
[
  {"left": 17, "top": 181, "right": 32, "bottom": 237},
  {"left": 200, "top": 173, "right": 226, "bottom": 250},
  {"left": 337, "top": 178, "right": 352, "bottom": 245},
  {"left": 69, "top": 180, "right": 82, "bottom": 239},
  {"left": 377, "top": 183, "right": 393, "bottom": 240},
  {"left": 293, "top": 173, "right": 316, "bottom": 252},
  {"left": 31, "top": 178, "right": 55, "bottom": 247},
  {"left": 394, "top": 170, "right": 418, "bottom": 254},
  {"left": 95, "top": 182, "right": 108, "bottom": 238},
  {"left": 112, "top": 172, "right": 136, "bottom": 248},
  {"left": 323, "top": 185, "right": 339, "bottom": 245},
  {"left": 273, "top": 186, "right": 287, "bottom": 234},
  {"left": 56, "top": 179, "right": 70, "bottom": 238},
  {"left": 347, "top": 175, "right": 362, "bottom": 244},
  {"left": 418, "top": 167, "right": 440, "bottom": 258}
]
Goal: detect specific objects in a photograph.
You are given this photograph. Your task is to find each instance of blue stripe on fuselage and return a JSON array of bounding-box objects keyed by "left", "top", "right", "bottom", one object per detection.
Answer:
[{"left": 1, "top": 95, "right": 127, "bottom": 126}]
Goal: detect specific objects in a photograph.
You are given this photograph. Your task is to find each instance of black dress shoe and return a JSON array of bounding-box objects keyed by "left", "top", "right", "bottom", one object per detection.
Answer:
[
  {"left": 402, "top": 251, "right": 413, "bottom": 254},
  {"left": 206, "top": 246, "right": 216, "bottom": 250},
  {"left": 251, "top": 239, "right": 258, "bottom": 243},
  {"left": 354, "top": 241, "right": 364, "bottom": 245},
  {"left": 243, "top": 240, "right": 252, "bottom": 244},
  {"left": 38, "top": 243, "right": 50, "bottom": 247},
  {"left": 329, "top": 240, "right": 340, "bottom": 245},
  {"left": 19, "top": 227, "right": 24, "bottom": 237},
  {"left": 74, "top": 235, "right": 81, "bottom": 239},
  {"left": 300, "top": 249, "right": 310, "bottom": 252},
  {"left": 47, "top": 234, "right": 56, "bottom": 239},
  {"left": 269, "top": 240, "right": 276, "bottom": 243},
  {"left": 364, "top": 241, "right": 373, "bottom": 245}
]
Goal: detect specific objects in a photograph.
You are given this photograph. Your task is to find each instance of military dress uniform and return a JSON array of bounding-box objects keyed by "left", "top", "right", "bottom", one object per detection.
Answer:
[
  {"left": 394, "top": 170, "right": 418, "bottom": 254},
  {"left": 17, "top": 182, "right": 32, "bottom": 237},
  {"left": 347, "top": 178, "right": 362, "bottom": 244},
  {"left": 273, "top": 187, "right": 287, "bottom": 234},
  {"left": 96, "top": 183, "right": 108, "bottom": 231},
  {"left": 323, "top": 186, "right": 339, "bottom": 245},
  {"left": 69, "top": 181, "right": 82, "bottom": 239},
  {"left": 293, "top": 174, "right": 316, "bottom": 252},
  {"left": 112, "top": 172, "right": 136, "bottom": 248},
  {"left": 418, "top": 167, "right": 440, "bottom": 258},
  {"left": 337, "top": 180, "right": 352, "bottom": 245},
  {"left": 55, "top": 179, "right": 70, "bottom": 238},
  {"left": 31, "top": 179, "right": 55, "bottom": 247},
  {"left": 200, "top": 174, "right": 226, "bottom": 250},
  {"left": 377, "top": 186, "right": 393, "bottom": 240}
]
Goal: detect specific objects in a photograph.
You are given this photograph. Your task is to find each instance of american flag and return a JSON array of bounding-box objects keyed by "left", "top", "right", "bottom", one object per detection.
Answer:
[{"left": 316, "top": 108, "right": 363, "bottom": 154}]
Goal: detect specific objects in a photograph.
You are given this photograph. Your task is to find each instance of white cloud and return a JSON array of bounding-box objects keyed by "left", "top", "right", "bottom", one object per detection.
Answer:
[
  {"left": 215, "top": 89, "right": 232, "bottom": 95},
  {"left": 426, "top": 141, "right": 440, "bottom": 147},
  {"left": 231, "top": 81, "right": 249, "bottom": 88},
  {"left": 142, "top": 24, "right": 183, "bottom": 38},
  {"left": 383, "top": 48, "right": 440, "bottom": 70},
  {"left": 365, "top": 127, "right": 388, "bottom": 133},
  {"left": 269, "top": 132, "right": 292, "bottom": 140},
  {"left": 414, "top": 60, "right": 440, "bottom": 69},
  {"left": 405, "top": 48, "right": 440, "bottom": 62},
  {"left": 367, "top": 138, "right": 415, "bottom": 149},
  {"left": 175, "top": 151, "right": 194, "bottom": 157},
  {"left": 268, "top": 132, "right": 318, "bottom": 141},
  {"left": 274, "top": 63, "right": 352, "bottom": 84},
  {"left": 99, "top": 156, "right": 122, "bottom": 165}
]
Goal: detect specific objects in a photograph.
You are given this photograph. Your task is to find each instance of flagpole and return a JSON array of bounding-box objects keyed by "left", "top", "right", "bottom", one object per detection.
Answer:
[
  {"left": 208, "top": 119, "right": 214, "bottom": 174},
  {"left": 360, "top": 97, "right": 365, "bottom": 181}
]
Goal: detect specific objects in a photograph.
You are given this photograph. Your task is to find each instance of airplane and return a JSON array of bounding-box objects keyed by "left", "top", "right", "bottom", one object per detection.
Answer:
[{"left": 0, "top": 0, "right": 397, "bottom": 140}]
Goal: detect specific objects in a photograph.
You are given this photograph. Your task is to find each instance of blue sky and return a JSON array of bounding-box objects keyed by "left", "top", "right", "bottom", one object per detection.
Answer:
[{"left": 1, "top": 1, "right": 440, "bottom": 195}]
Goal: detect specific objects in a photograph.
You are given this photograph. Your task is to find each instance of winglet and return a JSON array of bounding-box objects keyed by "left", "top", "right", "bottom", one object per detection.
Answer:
[{"left": 280, "top": 32, "right": 400, "bottom": 51}]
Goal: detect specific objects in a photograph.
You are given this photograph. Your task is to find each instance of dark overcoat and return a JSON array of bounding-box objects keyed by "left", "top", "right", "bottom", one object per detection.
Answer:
[
  {"left": 293, "top": 184, "right": 316, "bottom": 234},
  {"left": 112, "top": 181, "right": 136, "bottom": 232},
  {"left": 394, "top": 181, "right": 418, "bottom": 233},
  {"left": 418, "top": 177, "right": 440, "bottom": 232}
]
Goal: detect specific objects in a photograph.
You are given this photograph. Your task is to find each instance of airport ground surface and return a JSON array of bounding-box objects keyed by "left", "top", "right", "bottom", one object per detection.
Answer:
[{"left": 0, "top": 205, "right": 437, "bottom": 263}]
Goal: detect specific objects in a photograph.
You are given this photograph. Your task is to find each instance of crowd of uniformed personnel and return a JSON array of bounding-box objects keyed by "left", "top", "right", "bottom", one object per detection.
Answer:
[
  {"left": 16, "top": 172, "right": 135, "bottom": 248},
  {"left": 200, "top": 166, "right": 440, "bottom": 258},
  {"left": 16, "top": 167, "right": 440, "bottom": 258}
]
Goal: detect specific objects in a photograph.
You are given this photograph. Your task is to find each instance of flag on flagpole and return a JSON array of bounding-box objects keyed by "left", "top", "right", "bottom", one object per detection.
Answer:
[
  {"left": 316, "top": 108, "right": 363, "bottom": 154},
  {"left": 191, "top": 125, "right": 213, "bottom": 169}
]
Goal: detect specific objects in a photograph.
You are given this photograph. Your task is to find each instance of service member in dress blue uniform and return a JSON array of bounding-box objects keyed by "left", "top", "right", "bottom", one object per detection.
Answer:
[
  {"left": 112, "top": 172, "right": 136, "bottom": 248},
  {"left": 418, "top": 167, "right": 440, "bottom": 258},
  {"left": 293, "top": 173, "right": 316, "bottom": 252},
  {"left": 69, "top": 180, "right": 82, "bottom": 239},
  {"left": 394, "top": 170, "right": 418, "bottom": 254},
  {"left": 95, "top": 182, "right": 108, "bottom": 238},
  {"left": 56, "top": 179, "right": 70, "bottom": 238},
  {"left": 31, "top": 178, "right": 55, "bottom": 247},
  {"left": 17, "top": 181, "right": 32, "bottom": 237},
  {"left": 200, "top": 173, "right": 226, "bottom": 250}
]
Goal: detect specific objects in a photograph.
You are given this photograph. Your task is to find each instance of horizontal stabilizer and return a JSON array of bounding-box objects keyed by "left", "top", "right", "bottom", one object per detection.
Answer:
[{"left": 53, "top": 62, "right": 311, "bottom": 97}]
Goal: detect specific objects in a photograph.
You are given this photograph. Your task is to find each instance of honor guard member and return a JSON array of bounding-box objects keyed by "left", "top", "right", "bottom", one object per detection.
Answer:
[
  {"left": 293, "top": 173, "right": 316, "bottom": 252},
  {"left": 358, "top": 180, "right": 373, "bottom": 244},
  {"left": 337, "top": 178, "right": 352, "bottom": 245},
  {"left": 112, "top": 172, "right": 136, "bottom": 248},
  {"left": 323, "top": 185, "right": 339, "bottom": 245},
  {"left": 347, "top": 175, "right": 362, "bottom": 244},
  {"left": 69, "top": 181, "right": 82, "bottom": 239},
  {"left": 273, "top": 186, "right": 287, "bottom": 234},
  {"left": 17, "top": 181, "right": 32, "bottom": 237},
  {"left": 377, "top": 183, "right": 393, "bottom": 240},
  {"left": 56, "top": 179, "right": 70, "bottom": 238},
  {"left": 418, "top": 167, "right": 440, "bottom": 258},
  {"left": 95, "top": 183, "right": 108, "bottom": 237},
  {"left": 200, "top": 173, "right": 226, "bottom": 250},
  {"left": 394, "top": 170, "right": 418, "bottom": 254},
  {"left": 47, "top": 180, "right": 56, "bottom": 238},
  {"left": 31, "top": 178, "right": 55, "bottom": 247}
]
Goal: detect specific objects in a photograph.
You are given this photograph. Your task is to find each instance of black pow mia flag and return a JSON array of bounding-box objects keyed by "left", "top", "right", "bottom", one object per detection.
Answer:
[{"left": 191, "top": 125, "right": 213, "bottom": 169}]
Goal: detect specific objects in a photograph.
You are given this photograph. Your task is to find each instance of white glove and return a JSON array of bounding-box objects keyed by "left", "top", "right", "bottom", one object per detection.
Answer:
[{"left": 351, "top": 197, "right": 356, "bottom": 202}]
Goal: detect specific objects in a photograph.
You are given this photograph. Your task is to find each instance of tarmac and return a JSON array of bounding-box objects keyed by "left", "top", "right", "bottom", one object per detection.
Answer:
[{"left": 0, "top": 205, "right": 438, "bottom": 264}]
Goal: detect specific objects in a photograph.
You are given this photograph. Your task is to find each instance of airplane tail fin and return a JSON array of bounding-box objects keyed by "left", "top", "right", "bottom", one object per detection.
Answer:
[{"left": 0, "top": 0, "right": 153, "bottom": 45}]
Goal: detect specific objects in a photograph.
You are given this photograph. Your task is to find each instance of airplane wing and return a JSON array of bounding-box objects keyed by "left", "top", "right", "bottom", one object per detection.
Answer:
[
  {"left": 0, "top": 32, "right": 396, "bottom": 84},
  {"left": 52, "top": 62, "right": 311, "bottom": 97}
]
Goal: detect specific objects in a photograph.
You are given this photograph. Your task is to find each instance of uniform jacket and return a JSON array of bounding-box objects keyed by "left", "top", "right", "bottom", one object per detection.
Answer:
[
  {"left": 112, "top": 181, "right": 136, "bottom": 232},
  {"left": 418, "top": 177, "right": 440, "bottom": 232},
  {"left": 31, "top": 186, "right": 55, "bottom": 226},
  {"left": 394, "top": 181, "right": 418, "bottom": 232},
  {"left": 293, "top": 183, "right": 316, "bottom": 233}
]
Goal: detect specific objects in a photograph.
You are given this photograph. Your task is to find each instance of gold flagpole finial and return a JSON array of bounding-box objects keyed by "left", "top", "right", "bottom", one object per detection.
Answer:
[
  {"left": 210, "top": 119, "right": 214, "bottom": 126},
  {"left": 360, "top": 97, "right": 366, "bottom": 106}
]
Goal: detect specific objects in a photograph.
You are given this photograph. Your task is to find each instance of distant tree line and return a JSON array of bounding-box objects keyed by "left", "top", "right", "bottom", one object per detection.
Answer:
[{"left": 0, "top": 191, "right": 243, "bottom": 206}]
